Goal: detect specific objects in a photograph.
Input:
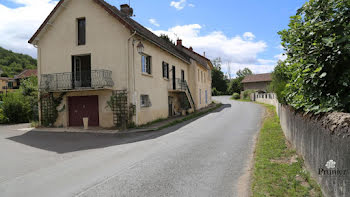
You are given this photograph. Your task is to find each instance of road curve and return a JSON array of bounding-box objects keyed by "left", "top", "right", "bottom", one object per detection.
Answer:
[{"left": 0, "top": 96, "right": 263, "bottom": 197}]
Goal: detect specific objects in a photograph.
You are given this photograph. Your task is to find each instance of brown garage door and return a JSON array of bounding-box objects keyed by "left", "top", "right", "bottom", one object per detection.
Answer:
[{"left": 68, "top": 96, "right": 99, "bottom": 127}]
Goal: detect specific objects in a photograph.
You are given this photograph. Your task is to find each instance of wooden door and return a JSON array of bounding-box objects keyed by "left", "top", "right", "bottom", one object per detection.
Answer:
[{"left": 68, "top": 96, "right": 99, "bottom": 126}]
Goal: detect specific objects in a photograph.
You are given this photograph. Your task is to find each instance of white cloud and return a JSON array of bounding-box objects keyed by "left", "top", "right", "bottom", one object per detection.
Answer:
[
  {"left": 150, "top": 24, "right": 278, "bottom": 74},
  {"left": 148, "top": 18, "right": 160, "bottom": 27},
  {"left": 188, "top": 4, "right": 195, "bottom": 7},
  {"left": 0, "top": 0, "right": 58, "bottom": 57},
  {"left": 170, "top": 0, "right": 187, "bottom": 10},
  {"left": 274, "top": 53, "right": 287, "bottom": 61},
  {"left": 243, "top": 32, "right": 255, "bottom": 41}
]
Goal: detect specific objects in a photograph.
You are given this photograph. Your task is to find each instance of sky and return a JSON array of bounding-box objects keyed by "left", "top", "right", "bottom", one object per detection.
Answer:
[{"left": 0, "top": 0, "right": 307, "bottom": 77}]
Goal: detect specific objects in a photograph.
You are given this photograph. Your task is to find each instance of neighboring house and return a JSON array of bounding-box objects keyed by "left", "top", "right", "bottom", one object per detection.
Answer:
[
  {"left": 241, "top": 73, "right": 272, "bottom": 92},
  {"left": 14, "top": 69, "right": 38, "bottom": 87},
  {"left": 28, "top": 0, "right": 212, "bottom": 128},
  {"left": 0, "top": 77, "right": 17, "bottom": 94}
]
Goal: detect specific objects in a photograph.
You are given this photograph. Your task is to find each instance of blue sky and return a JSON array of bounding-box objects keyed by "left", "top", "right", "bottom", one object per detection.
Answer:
[{"left": 0, "top": 0, "right": 307, "bottom": 76}]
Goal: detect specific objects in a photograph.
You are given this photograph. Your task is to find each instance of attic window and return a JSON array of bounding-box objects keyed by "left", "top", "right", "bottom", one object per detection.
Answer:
[{"left": 77, "top": 18, "right": 86, "bottom": 45}]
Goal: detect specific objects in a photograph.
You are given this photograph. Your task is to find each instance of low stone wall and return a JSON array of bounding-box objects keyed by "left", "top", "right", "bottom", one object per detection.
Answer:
[
  {"left": 254, "top": 93, "right": 279, "bottom": 115},
  {"left": 279, "top": 105, "right": 350, "bottom": 197}
]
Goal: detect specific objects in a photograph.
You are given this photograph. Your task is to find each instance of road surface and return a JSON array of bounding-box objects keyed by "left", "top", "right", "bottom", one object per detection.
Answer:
[{"left": 0, "top": 96, "right": 263, "bottom": 197}]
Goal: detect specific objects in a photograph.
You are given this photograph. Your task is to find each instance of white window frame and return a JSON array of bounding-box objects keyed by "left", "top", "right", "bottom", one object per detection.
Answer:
[{"left": 141, "top": 54, "right": 152, "bottom": 75}]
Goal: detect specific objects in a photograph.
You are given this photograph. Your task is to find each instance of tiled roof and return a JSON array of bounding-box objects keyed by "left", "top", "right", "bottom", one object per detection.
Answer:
[
  {"left": 179, "top": 46, "right": 209, "bottom": 69},
  {"left": 29, "top": 0, "right": 191, "bottom": 64},
  {"left": 241, "top": 73, "right": 272, "bottom": 83},
  {"left": 15, "top": 69, "right": 37, "bottom": 79}
]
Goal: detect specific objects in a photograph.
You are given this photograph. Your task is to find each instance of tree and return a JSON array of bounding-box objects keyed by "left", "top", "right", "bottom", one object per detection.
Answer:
[
  {"left": 0, "top": 46, "right": 37, "bottom": 77},
  {"left": 159, "top": 34, "right": 175, "bottom": 45},
  {"left": 236, "top": 68, "right": 253, "bottom": 78},
  {"left": 211, "top": 58, "right": 228, "bottom": 94},
  {"left": 277, "top": 0, "right": 350, "bottom": 113},
  {"left": 227, "top": 68, "right": 252, "bottom": 95},
  {"left": 268, "top": 61, "right": 289, "bottom": 103}
]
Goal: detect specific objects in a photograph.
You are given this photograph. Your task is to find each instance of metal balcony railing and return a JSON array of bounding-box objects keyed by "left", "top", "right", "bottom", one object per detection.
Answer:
[
  {"left": 168, "top": 78, "right": 187, "bottom": 91},
  {"left": 39, "top": 69, "right": 114, "bottom": 92}
]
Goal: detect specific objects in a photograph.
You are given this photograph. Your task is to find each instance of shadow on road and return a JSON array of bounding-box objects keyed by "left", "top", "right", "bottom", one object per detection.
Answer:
[{"left": 8, "top": 104, "right": 231, "bottom": 154}]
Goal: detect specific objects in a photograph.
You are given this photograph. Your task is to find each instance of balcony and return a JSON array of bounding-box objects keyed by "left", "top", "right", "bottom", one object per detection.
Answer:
[
  {"left": 168, "top": 78, "right": 187, "bottom": 92},
  {"left": 39, "top": 69, "right": 114, "bottom": 92}
]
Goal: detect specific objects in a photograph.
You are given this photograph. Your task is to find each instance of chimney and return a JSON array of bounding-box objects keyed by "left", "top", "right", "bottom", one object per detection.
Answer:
[
  {"left": 189, "top": 46, "right": 193, "bottom": 51},
  {"left": 176, "top": 39, "right": 182, "bottom": 47},
  {"left": 203, "top": 52, "right": 206, "bottom": 57},
  {"left": 120, "top": 4, "right": 133, "bottom": 17}
]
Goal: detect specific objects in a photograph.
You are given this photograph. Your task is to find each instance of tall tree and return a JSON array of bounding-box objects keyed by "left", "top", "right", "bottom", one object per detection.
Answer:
[{"left": 211, "top": 58, "right": 228, "bottom": 94}]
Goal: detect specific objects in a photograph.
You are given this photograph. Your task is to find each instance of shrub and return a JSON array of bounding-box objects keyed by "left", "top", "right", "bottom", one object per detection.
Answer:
[
  {"left": 242, "top": 90, "right": 255, "bottom": 100},
  {"left": 2, "top": 92, "right": 31, "bottom": 123},
  {"left": 278, "top": 0, "right": 350, "bottom": 113},
  {"left": 232, "top": 93, "right": 240, "bottom": 100}
]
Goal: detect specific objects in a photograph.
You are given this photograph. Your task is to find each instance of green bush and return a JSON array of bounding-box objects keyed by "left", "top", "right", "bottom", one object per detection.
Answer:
[
  {"left": 212, "top": 88, "right": 223, "bottom": 96},
  {"left": 232, "top": 93, "right": 240, "bottom": 100},
  {"left": 242, "top": 90, "right": 255, "bottom": 100},
  {"left": 278, "top": 0, "right": 350, "bottom": 113},
  {"left": 2, "top": 91, "right": 31, "bottom": 123}
]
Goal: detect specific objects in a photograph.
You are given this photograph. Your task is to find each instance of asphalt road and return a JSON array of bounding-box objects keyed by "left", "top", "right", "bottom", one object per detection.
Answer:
[{"left": 0, "top": 96, "right": 263, "bottom": 197}]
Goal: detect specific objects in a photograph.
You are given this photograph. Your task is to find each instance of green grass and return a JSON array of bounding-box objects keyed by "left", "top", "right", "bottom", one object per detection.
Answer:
[
  {"left": 252, "top": 104, "right": 322, "bottom": 197},
  {"left": 230, "top": 97, "right": 251, "bottom": 102},
  {"left": 158, "top": 103, "right": 222, "bottom": 130}
]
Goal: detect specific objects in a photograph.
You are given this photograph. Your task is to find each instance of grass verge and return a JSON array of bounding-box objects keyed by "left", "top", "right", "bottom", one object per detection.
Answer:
[
  {"left": 157, "top": 103, "right": 222, "bottom": 130},
  {"left": 230, "top": 97, "right": 251, "bottom": 102},
  {"left": 252, "top": 103, "right": 322, "bottom": 197}
]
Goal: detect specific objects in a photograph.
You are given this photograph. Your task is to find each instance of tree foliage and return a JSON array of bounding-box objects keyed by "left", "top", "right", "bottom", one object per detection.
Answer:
[
  {"left": 277, "top": 0, "right": 350, "bottom": 113},
  {"left": 211, "top": 58, "right": 228, "bottom": 94},
  {"left": 0, "top": 46, "right": 37, "bottom": 77},
  {"left": 159, "top": 34, "right": 175, "bottom": 45},
  {"left": 227, "top": 68, "right": 252, "bottom": 95}
]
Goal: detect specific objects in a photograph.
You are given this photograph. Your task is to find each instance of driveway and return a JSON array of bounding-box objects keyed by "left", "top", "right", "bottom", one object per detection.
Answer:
[{"left": 0, "top": 96, "right": 263, "bottom": 197}]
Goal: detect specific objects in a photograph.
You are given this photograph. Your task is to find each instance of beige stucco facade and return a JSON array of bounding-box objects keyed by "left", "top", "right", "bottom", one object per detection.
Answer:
[
  {"left": 32, "top": 0, "right": 212, "bottom": 128},
  {"left": 242, "top": 81, "right": 270, "bottom": 92}
]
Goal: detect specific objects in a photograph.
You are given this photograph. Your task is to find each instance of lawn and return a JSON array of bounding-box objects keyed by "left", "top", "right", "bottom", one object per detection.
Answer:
[{"left": 252, "top": 104, "right": 322, "bottom": 197}]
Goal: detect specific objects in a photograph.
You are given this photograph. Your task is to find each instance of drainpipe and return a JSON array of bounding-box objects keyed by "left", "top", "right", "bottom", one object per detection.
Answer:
[
  {"left": 33, "top": 44, "right": 41, "bottom": 126},
  {"left": 127, "top": 31, "right": 137, "bottom": 123}
]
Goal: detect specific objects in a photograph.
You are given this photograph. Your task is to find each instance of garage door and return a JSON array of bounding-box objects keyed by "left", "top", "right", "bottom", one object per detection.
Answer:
[{"left": 68, "top": 96, "right": 99, "bottom": 127}]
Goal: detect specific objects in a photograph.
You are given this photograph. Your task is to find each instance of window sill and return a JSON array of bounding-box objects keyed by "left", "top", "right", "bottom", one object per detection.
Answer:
[
  {"left": 163, "top": 77, "right": 169, "bottom": 81},
  {"left": 142, "top": 73, "right": 153, "bottom": 78}
]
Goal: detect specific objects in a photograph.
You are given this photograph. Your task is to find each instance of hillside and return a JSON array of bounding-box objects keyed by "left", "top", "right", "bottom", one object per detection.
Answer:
[{"left": 0, "top": 47, "right": 37, "bottom": 78}]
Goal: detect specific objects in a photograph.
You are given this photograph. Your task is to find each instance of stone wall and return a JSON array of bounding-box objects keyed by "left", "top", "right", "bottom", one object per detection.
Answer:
[
  {"left": 279, "top": 105, "right": 350, "bottom": 197},
  {"left": 254, "top": 94, "right": 350, "bottom": 196}
]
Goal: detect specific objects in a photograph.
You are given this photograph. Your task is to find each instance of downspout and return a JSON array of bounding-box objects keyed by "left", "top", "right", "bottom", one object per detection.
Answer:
[
  {"left": 33, "top": 44, "right": 41, "bottom": 126},
  {"left": 127, "top": 31, "right": 137, "bottom": 123}
]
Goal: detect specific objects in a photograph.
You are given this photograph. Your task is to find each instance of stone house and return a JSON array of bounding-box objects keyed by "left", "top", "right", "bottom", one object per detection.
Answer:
[
  {"left": 241, "top": 73, "right": 272, "bottom": 92},
  {"left": 28, "top": 0, "right": 212, "bottom": 128}
]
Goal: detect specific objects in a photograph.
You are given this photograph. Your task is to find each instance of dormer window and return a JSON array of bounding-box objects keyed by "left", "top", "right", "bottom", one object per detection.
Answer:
[{"left": 77, "top": 18, "right": 86, "bottom": 45}]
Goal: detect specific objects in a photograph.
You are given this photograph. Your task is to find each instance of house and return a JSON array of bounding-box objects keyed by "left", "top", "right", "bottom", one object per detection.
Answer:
[
  {"left": 241, "top": 73, "right": 272, "bottom": 92},
  {"left": 28, "top": 0, "right": 212, "bottom": 128},
  {"left": 14, "top": 69, "right": 38, "bottom": 87},
  {"left": 0, "top": 77, "right": 17, "bottom": 94}
]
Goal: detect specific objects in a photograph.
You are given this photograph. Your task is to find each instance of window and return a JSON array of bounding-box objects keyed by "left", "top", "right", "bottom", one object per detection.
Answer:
[
  {"left": 140, "top": 95, "right": 152, "bottom": 107},
  {"left": 181, "top": 70, "right": 185, "bottom": 82},
  {"left": 77, "top": 18, "right": 86, "bottom": 45},
  {"left": 8, "top": 82, "right": 13, "bottom": 89},
  {"left": 205, "top": 90, "right": 208, "bottom": 104},
  {"left": 162, "top": 61, "right": 169, "bottom": 78},
  {"left": 199, "top": 89, "right": 202, "bottom": 104},
  {"left": 198, "top": 69, "right": 200, "bottom": 81},
  {"left": 142, "top": 54, "right": 152, "bottom": 74}
]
